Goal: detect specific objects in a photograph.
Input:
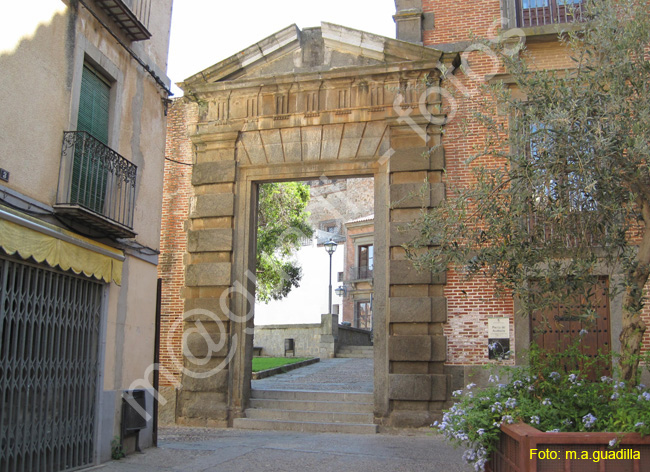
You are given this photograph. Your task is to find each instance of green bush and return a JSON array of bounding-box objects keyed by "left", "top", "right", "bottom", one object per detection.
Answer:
[{"left": 435, "top": 343, "right": 650, "bottom": 471}]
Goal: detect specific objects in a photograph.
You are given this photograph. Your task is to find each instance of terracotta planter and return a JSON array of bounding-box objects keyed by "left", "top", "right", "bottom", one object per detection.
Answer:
[{"left": 486, "top": 423, "right": 650, "bottom": 472}]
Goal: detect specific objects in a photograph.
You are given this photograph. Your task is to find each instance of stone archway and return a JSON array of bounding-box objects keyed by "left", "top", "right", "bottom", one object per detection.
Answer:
[{"left": 178, "top": 23, "right": 457, "bottom": 428}]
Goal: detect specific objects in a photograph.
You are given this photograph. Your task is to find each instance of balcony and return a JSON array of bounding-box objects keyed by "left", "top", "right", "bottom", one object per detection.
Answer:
[
  {"left": 94, "top": 0, "right": 152, "bottom": 41},
  {"left": 514, "top": 0, "right": 584, "bottom": 28},
  {"left": 55, "top": 132, "right": 137, "bottom": 239},
  {"left": 349, "top": 266, "right": 373, "bottom": 281}
]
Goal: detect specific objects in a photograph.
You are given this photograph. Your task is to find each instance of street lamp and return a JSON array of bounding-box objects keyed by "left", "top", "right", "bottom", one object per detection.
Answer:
[
  {"left": 334, "top": 285, "right": 347, "bottom": 297},
  {"left": 323, "top": 239, "right": 337, "bottom": 314}
]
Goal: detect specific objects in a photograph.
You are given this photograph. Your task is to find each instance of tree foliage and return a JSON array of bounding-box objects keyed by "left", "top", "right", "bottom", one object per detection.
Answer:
[
  {"left": 407, "top": 0, "right": 650, "bottom": 383},
  {"left": 256, "top": 182, "right": 313, "bottom": 303}
]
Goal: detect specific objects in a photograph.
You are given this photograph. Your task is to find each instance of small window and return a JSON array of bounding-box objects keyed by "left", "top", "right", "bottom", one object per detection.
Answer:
[
  {"left": 358, "top": 244, "right": 373, "bottom": 269},
  {"left": 355, "top": 300, "right": 372, "bottom": 330}
]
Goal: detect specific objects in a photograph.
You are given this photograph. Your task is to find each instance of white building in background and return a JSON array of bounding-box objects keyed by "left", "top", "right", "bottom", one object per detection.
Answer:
[{"left": 254, "top": 237, "right": 344, "bottom": 325}]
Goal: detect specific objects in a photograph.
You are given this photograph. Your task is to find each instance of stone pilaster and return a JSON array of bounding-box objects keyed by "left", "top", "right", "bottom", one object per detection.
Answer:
[
  {"left": 176, "top": 130, "right": 238, "bottom": 427},
  {"left": 385, "top": 118, "right": 450, "bottom": 427}
]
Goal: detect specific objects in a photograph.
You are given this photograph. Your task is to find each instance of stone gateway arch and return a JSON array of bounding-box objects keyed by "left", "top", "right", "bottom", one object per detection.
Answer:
[{"left": 176, "top": 23, "right": 459, "bottom": 428}]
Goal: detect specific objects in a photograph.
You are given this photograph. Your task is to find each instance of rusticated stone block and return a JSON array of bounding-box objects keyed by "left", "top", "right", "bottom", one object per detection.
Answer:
[
  {"left": 390, "top": 221, "right": 420, "bottom": 247},
  {"left": 188, "top": 229, "right": 233, "bottom": 253},
  {"left": 192, "top": 161, "right": 236, "bottom": 185},
  {"left": 186, "top": 263, "right": 231, "bottom": 287},
  {"left": 389, "top": 259, "right": 431, "bottom": 284},
  {"left": 184, "top": 321, "right": 231, "bottom": 358},
  {"left": 390, "top": 182, "right": 445, "bottom": 209},
  {"left": 389, "top": 335, "right": 432, "bottom": 361},
  {"left": 431, "top": 296, "right": 448, "bottom": 323},
  {"left": 389, "top": 296, "right": 447, "bottom": 323},
  {"left": 430, "top": 182, "right": 445, "bottom": 207},
  {"left": 190, "top": 194, "right": 234, "bottom": 218},
  {"left": 430, "top": 145, "right": 444, "bottom": 170},
  {"left": 178, "top": 390, "right": 228, "bottom": 419},
  {"left": 389, "top": 335, "right": 447, "bottom": 362},
  {"left": 390, "top": 297, "right": 435, "bottom": 323},
  {"left": 389, "top": 374, "right": 431, "bottom": 401},
  {"left": 184, "top": 298, "right": 231, "bottom": 321},
  {"left": 389, "top": 146, "right": 445, "bottom": 172},
  {"left": 389, "top": 374, "right": 449, "bottom": 401},
  {"left": 390, "top": 147, "right": 429, "bottom": 172},
  {"left": 180, "top": 369, "right": 229, "bottom": 392}
]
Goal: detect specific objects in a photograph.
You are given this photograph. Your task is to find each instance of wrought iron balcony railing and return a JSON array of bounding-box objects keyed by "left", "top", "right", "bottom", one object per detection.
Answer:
[
  {"left": 515, "top": 0, "right": 584, "bottom": 28},
  {"left": 55, "top": 131, "right": 137, "bottom": 238},
  {"left": 349, "top": 266, "right": 373, "bottom": 281},
  {"left": 93, "top": 0, "right": 152, "bottom": 41}
]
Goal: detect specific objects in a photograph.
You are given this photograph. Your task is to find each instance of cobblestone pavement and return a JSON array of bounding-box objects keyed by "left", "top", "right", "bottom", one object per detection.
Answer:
[
  {"left": 252, "top": 357, "right": 374, "bottom": 392},
  {"left": 100, "top": 427, "right": 472, "bottom": 472}
]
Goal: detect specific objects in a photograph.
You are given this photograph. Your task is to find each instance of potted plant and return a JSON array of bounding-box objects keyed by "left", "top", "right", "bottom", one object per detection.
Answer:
[{"left": 435, "top": 344, "right": 650, "bottom": 471}]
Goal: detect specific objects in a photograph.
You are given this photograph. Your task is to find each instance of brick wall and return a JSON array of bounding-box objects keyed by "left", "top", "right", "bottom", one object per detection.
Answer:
[
  {"left": 158, "top": 98, "right": 197, "bottom": 387},
  {"left": 422, "top": 4, "right": 650, "bottom": 364}
]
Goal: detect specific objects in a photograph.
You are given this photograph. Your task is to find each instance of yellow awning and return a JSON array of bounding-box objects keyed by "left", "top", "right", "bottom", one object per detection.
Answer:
[{"left": 0, "top": 212, "right": 123, "bottom": 284}]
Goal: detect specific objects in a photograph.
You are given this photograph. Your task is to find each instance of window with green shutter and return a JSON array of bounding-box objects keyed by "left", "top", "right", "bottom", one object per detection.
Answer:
[{"left": 71, "top": 65, "right": 110, "bottom": 213}]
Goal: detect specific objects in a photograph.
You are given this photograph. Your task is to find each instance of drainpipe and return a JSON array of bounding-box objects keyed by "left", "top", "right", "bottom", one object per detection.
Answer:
[{"left": 152, "top": 278, "right": 162, "bottom": 446}]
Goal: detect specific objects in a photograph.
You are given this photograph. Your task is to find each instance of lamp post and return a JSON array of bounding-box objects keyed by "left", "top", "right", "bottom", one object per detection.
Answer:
[{"left": 323, "top": 239, "right": 337, "bottom": 314}]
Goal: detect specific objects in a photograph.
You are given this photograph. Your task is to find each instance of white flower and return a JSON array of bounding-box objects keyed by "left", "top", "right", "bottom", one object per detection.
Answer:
[
  {"left": 609, "top": 438, "right": 617, "bottom": 447},
  {"left": 542, "top": 398, "right": 552, "bottom": 406},
  {"left": 466, "top": 383, "right": 477, "bottom": 390},
  {"left": 635, "top": 422, "right": 644, "bottom": 428},
  {"left": 579, "top": 328, "right": 588, "bottom": 336},
  {"left": 452, "top": 389, "right": 463, "bottom": 397},
  {"left": 530, "top": 415, "right": 540, "bottom": 425}
]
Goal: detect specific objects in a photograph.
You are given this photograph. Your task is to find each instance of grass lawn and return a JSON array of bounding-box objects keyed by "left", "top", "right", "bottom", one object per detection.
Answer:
[{"left": 252, "top": 357, "right": 312, "bottom": 372}]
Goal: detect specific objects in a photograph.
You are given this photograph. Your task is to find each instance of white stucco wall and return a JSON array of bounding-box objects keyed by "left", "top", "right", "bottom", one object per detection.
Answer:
[{"left": 255, "top": 239, "right": 344, "bottom": 325}]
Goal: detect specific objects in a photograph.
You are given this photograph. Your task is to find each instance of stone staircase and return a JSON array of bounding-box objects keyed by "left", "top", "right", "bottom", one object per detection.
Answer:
[
  {"left": 336, "top": 345, "right": 374, "bottom": 358},
  {"left": 233, "top": 389, "right": 377, "bottom": 434}
]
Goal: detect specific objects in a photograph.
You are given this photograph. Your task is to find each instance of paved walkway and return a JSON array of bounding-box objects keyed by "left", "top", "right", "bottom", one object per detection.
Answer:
[
  {"left": 101, "top": 359, "right": 471, "bottom": 471},
  {"left": 101, "top": 427, "right": 472, "bottom": 472},
  {"left": 253, "top": 357, "right": 374, "bottom": 392}
]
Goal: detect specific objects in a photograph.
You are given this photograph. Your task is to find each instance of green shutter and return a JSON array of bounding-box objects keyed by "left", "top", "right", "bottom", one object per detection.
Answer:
[
  {"left": 78, "top": 65, "right": 110, "bottom": 144},
  {"left": 72, "top": 65, "right": 110, "bottom": 214}
]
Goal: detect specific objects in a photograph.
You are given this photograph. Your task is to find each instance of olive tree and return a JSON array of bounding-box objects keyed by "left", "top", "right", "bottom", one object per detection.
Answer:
[{"left": 408, "top": 0, "right": 650, "bottom": 383}]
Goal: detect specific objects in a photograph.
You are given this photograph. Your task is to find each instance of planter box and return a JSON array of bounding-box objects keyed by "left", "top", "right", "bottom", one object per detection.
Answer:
[{"left": 486, "top": 423, "right": 650, "bottom": 472}]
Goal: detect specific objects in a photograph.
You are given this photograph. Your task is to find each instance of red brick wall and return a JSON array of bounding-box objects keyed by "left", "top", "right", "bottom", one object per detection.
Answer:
[
  {"left": 423, "top": 0, "right": 501, "bottom": 45},
  {"left": 422, "top": 4, "right": 650, "bottom": 363},
  {"left": 158, "top": 98, "right": 196, "bottom": 386}
]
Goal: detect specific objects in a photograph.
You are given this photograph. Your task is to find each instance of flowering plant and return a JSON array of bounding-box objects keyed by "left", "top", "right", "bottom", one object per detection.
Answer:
[{"left": 434, "top": 345, "right": 650, "bottom": 471}]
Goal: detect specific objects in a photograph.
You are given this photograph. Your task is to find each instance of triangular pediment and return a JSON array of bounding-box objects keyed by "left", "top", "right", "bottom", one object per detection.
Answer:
[{"left": 180, "top": 22, "right": 448, "bottom": 91}]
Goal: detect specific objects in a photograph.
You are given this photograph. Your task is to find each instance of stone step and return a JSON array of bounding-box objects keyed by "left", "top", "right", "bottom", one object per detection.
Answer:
[
  {"left": 233, "top": 418, "right": 378, "bottom": 434},
  {"left": 336, "top": 345, "right": 374, "bottom": 358},
  {"left": 249, "top": 398, "right": 374, "bottom": 413},
  {"left": 244, "top": 408, "right": 374, "bottom": 424},
  {"left": 336, "top": 352, "right": 374, "bottom": 358},
  {"left": 251, "top": 389, "right": 373, "bottom": 403}
]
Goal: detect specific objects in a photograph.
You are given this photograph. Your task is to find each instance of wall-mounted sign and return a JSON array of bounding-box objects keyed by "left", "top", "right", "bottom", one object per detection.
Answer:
[{"left": 488, "top": 317, "right": 510, "bottom": 360}]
